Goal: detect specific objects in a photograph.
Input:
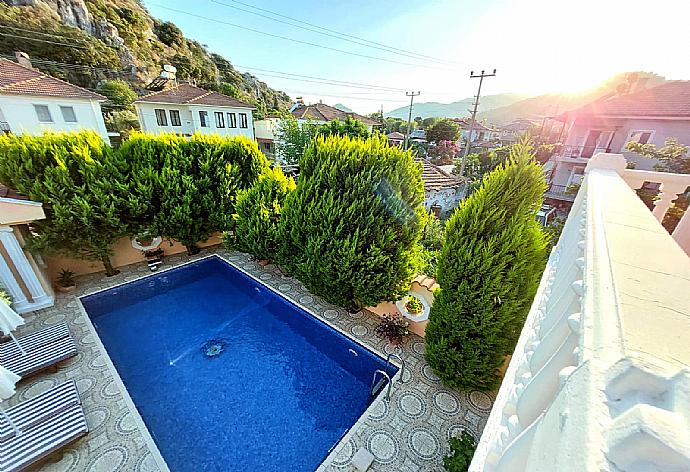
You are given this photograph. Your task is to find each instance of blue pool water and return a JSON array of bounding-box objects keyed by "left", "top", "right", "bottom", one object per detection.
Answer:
[{"left": 81, "top": 256, "right": 394, "bottom": 472}]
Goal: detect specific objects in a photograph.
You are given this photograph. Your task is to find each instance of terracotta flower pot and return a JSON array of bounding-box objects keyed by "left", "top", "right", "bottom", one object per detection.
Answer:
[{"left": 56, "top": 284, "right": 76, "bottom": 294}]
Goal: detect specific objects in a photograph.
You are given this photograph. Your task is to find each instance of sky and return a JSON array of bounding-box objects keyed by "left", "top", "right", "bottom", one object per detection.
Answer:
[{"left": 142, "top": 0, "right": 690, "bottom": 115}]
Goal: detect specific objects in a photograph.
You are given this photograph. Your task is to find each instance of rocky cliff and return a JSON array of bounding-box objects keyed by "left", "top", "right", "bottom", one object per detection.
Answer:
[{"left": 0, "top": 0, "right": 291, "bottom": 115}]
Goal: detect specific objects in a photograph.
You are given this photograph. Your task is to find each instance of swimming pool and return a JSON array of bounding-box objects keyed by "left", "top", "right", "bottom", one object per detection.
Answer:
[{"left": 81, "top": 256, "right": 395, "bottom": 472}]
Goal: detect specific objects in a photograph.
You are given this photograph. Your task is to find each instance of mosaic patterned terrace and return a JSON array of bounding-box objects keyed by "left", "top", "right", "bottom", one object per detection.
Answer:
[{"left": 12, "top": 248, "right": 492, "bottom": 471}]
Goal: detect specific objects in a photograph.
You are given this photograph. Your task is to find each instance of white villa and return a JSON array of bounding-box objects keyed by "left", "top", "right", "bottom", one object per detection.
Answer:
[
  {"left": 0, "top": 54, "right": 109, "bottom": 141},
  {"left": 545, "top": 81, "right": 690, "bottom": 203},
  {"left": 134, "top": 83, "right": 255, "bottom": 138}
]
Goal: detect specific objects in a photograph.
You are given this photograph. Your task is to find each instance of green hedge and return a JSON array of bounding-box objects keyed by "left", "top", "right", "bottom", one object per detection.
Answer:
[
  {"left": 0, "top": 131, "right": 133, "bottom": 275},
  {"left": 425, "top": 143, "right": 547, "bottom": 389},
  {"left": 277, "top": 134, "right": 427, "bottom": 309},
  {"left": 227, "top": 167, "right": 295, "bottom": 260},
  {"left": 0, "top": 131, "right": 268, "bottom": 272}
]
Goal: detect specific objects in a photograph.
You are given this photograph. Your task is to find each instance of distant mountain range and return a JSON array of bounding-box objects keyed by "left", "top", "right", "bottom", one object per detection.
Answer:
[
  {"left": 385, "top": 72, "right": 667, "bottom": 125},
  {"left": 385, "top": 93, "right": 528, "bottom": 122}
]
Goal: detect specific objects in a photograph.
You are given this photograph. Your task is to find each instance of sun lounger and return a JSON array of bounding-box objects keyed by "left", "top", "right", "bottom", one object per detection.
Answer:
[
  {"left": 0, "top": 381, "right": 80, "bottom": 442},
  {"left": 0, "top": 336, "right": 77, "bottom": 379},
  {"left": 0, "top": 324, "right": 71, "bottom": 359},
  {"left": 0, "top": 381, "right": 87, "bottom": 472}
]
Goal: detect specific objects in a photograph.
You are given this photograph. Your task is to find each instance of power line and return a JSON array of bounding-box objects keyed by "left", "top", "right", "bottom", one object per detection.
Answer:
[
  {"left": 210, "top": 0, "right": 457, "bottom": 67},
  {"left": 211, "top": 0, "right": 455, "bottom": 65},
  {"left": 458, "top": 69, "right": 497, "bottom": 178},
  {"left": 0, "top": 32, "right": 91, "bottom": 49},
  {"left": 280, "top": 90, "right": 408, "bottom": 103},
  {"left": 230, "top": 64, "right": 409, "bottom": 92},
  {"left": 0, "top": 25, "right": 87, "bottom": 41},
  {"left": 146, "top": 3, "right": 458, "bottom": 71},
  {"left": 0, "top": 55, "right": 128, "bottom": 75}
]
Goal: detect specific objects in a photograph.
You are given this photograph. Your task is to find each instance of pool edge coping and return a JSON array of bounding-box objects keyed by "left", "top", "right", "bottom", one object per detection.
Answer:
[{"left": 76, "top": 251, "right": 404, "bottom": 472}]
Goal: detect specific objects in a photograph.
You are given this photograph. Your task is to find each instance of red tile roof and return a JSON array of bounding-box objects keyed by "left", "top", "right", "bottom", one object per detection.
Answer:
[
  {"left": 0, "top": 59, "right": 105, "bottom": 100},
  {"left": 419, "top": 160, "right": 466, "bottom": 191},
  {"left": 0, "top": 184, "right": 29, "bottom": 201},
  {"left": 561, "top": 81, "right": 690, "bottom": 119},
  {"left": 135, "top": 83, "right": 254, "bottom": 108},
  {"left": 291, "top": 103, "right": 379, "bottom": 125}
]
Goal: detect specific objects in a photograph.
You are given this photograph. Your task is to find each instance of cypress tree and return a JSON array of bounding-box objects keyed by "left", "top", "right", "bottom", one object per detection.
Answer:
[
  {"left": 227, "top": 167, "right": 296, "bottom": 261},
  {"left": 0, "top": 131, "right": 132, "bottom": 275},
  {"left": 425, "top": 143, "right": 548, "bottom": 390},
  {"left": 278, "top": 134, "right": 426, "bottom": 309}
]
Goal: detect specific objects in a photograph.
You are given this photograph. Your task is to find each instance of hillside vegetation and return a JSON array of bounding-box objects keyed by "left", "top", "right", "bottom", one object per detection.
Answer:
[{"left": 0, "top": 0, "right": 291, "bottom": 117}]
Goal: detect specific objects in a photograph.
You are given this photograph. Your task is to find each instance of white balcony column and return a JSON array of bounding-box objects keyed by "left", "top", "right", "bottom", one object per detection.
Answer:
[
  {"left": 651, "top": 182, "right": 688, "bottom": 222},
  {"left": 672, "top": 209, "right": 690, "bottom": 256},
  {"left": 0, "top": 226, "right": 53, "bottom": 312},
  {"left": 0, "top": 245, "right": 30, "bottom": 312}
]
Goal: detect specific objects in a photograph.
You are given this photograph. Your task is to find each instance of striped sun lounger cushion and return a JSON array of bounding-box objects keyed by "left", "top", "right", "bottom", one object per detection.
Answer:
[
  {"left": 1, "top": 337, "right": 77, "bottom": 379},
  {"left": 0, "top": 403, "right": 87, "bottom": 472},
  {"left": 0, "top": 324, "right": 70, "bottom": 360},
  {"left": 0, "top": 381, "right": 80, "bottom": 442}
]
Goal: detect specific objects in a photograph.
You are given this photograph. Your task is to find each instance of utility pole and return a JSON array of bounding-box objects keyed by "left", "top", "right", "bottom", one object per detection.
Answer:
[
  {"left": 458, "top": 69, "right": 496, "bottom": 178},
  {"left": 404, "top": 91, "right": 420, "bottom": 150}
]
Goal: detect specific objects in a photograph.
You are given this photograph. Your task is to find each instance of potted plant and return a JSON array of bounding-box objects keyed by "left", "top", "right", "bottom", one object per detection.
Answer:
[
  {"left": 405, "top": 295, "right": 424, "bottom": 315},
  {"left": 132, "top": 230, "right": 162, "bottom": 252},
  {"left": 375, "top": 314, "right": 410, "bottom": 345},
  {"left": 56, "top": 269, "right": 76, "bottom": 293}
]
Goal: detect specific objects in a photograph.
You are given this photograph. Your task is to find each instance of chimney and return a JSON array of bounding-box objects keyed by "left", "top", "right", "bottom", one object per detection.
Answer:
[{"left": 15, "top": 51, "right": 32, "bottom": 69}]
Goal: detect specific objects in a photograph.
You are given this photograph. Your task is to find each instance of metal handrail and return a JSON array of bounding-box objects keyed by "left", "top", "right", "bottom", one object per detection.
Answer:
[
  {"left": 385, "top": 353, "right": 405, "bottom": 384},
  {"left": 369, "top": 369, "right": 392, "bottom": 402}
]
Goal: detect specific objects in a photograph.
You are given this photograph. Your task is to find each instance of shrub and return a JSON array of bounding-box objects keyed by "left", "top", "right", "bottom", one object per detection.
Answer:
[
  {"left": 120, "top": 132, "right": 269, "bottom": 254},
  {"left": 0, "top": 131, "right": 134, "bottom": 275},
  {"left": 0, "top": 289, "right": 11, "bottom": 307},
  {"left": 443, "top": 431, "right": 477, "bottom": 472},
  {"left": 427, "top": 119, "right": 460, "bottom": 144},
  {"left": 375, "top": 314, "right": 409, "bottom": 345},
  {"left": 228, "top": 167, "right": 296, "bottom": 260},
  {"left": 317, "top": 117, "right": 370, "bottom": 140},
  {"left": 278, "top": 134, "right": 427, "bottom": 309},
  {"left": 417, "top": 212, "right": 445, "bottom": 278},
  {"left": 425, "top": 143, "right": 548, "bottom": 390},
  {"left": 96, "top": 80, "right": 138, "bottom": 109}
]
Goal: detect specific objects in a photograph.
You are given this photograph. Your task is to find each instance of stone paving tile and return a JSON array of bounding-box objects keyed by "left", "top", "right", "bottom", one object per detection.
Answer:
[{"left": 11, "top": 247, "right": 493, "bottom": 471}]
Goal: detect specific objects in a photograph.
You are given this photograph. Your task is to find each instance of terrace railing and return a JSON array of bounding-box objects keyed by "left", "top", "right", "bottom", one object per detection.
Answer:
[
  {"left": 470, "top": 153, "right": 690, "bottom": 472},
  {"left": 556, "top": 144, "right": 609, "bottom": 159}
]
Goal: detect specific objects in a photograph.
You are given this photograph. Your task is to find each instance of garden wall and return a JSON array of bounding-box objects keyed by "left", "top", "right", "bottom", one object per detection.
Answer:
[{"left": 45, "top": 233, "right": 223, "bottom": 281}]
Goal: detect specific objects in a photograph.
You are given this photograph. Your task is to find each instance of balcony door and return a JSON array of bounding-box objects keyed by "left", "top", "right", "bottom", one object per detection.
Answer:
[{"left": 581, "top": 130, "right": 612, "bottom": 157}]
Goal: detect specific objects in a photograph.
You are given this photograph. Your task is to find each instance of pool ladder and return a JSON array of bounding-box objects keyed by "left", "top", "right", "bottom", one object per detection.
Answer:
[{"left": 368, "top": 353, "right": 406, "bottom": 402}]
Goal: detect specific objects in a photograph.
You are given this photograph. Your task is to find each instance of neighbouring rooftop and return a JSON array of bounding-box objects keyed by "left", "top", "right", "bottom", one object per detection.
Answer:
[
  {"left": 134, "top": 83, "right": 254, "bottom": 108},
  {"left": 419, "top": 160, "right": 465, "bottom": 192},
  {"left": 0, "top": 58, "right": 105, "bottom": 100},
  {"left": 291, "top": 102, "right": 379, "bottom": 125}
]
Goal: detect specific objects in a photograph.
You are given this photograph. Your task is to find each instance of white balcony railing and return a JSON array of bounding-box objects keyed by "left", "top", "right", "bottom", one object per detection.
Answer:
[{"left": 470, "top": 153, "right": 690, "bottom": 472}]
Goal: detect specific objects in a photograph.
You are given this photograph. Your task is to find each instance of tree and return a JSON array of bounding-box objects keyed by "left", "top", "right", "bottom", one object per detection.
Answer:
[
  {"left": 626, "top": 137, "right": 690, "bottom": 174},
  {"left": 0, "top": 131, "right": 136, "bottom": 276},
  {"left": 426, "top": 119, "right": 460, "bottom": 144},
  {"left": 104, "top": 109, "right": 140, "bottom": 141},
  {"left": 425, "top": 143, "right": 548, "bottom": 389},
  {"left": 274, "top": 116, "right": 317, "bottom": 165},
  {"left": 317, "top": 117, "right": 370, "bottom": 140},
  {"left": 227, "top": 167, "right": 296, "bottom": 260},
  {"left": 154, "top": 20, "right": 184, "bottom": 47},
  {"left": 422, "top": 117, "right": 440, "bottom": 129},
  {"left": 119, "top": 132, "right": 269, "bottom": 254},
  {"left": 277, "top": 135, "right": 427, "bottom": 309},
  {"left": 454, "top": 146, "right": 512, "bottom": 180},
  {"left": 96, "top": 80, "right": 138, "bottom": 109},
  {"left": 428, "top": 140, "right": 459, "bottom": 165}
]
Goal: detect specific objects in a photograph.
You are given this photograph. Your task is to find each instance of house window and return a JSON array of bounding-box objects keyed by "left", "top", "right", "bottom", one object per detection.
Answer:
[
  {"left": 169, "top": 110, "right": 181, "bottom": 127},
  {"left": 154, "top": 109, "right": 168, "bottom": 126},
  {"left": 34, "top": 105, "right": 53, "bottom": 122},
  {"left": 227, "top": 112, "right": 237, "bottom": 128},
  {"left": 239, "top": 113, "right": 248, "bottom": 128},
  {"left": 215, "top": 112, "right": 225, "bottom": 128},
  {"left": 199, "top": 111, "right": 208, "bottom": 127},
  {"left": 628, "top": 130, "right": 653, "bottom": 145},
  {"left": 59, "top": 106, "right": 77, "bottom": 123}
]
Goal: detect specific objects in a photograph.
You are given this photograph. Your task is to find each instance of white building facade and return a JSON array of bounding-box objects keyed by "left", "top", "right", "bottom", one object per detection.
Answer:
[
  {"left": 546, "top": 81, "right": 690, "bottom": 202},
  {"left": 0, "top": 57, "right": 109, "bottom": 141},
  {"left": 134, "top": 83, "right": 255, "bottom": 139}
]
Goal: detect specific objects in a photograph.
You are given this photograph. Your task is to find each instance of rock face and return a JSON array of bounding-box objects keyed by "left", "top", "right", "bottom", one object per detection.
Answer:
[{"left": 52, "top": 0, "right": 94, "bottom": 33}]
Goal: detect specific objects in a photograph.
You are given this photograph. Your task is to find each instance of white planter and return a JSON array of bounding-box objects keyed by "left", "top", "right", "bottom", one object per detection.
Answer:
[
  {"left": 131, "top": 236, "right": 162, "bottom": 252},
  {"left": 395, "top": 291, "right": 431, "bottom": 322}
]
